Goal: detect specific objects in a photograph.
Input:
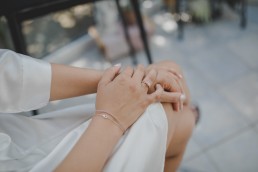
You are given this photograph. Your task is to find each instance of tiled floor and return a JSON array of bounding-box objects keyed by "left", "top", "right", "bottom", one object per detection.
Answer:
[
  {"left": 41, "top": 5, "right": 258, "bottom": 172},
  {"left": 171, "top": 7, "right": 258, "bottom": 172}
]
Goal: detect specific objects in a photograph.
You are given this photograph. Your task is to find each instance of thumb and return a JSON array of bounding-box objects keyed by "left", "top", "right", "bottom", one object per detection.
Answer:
[
  {"left": 149, "top": 84, "right": 182, "bottom": 103},
  {"left": 158, "top": 91, "right": 183, "bottom": 103},
  {"left": 99, "top": 64, "right": 121, "bottom": 86}
]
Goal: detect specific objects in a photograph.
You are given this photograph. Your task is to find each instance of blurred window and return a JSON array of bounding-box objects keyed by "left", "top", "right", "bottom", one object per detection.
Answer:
[{"left": 0, "top": 4, "right": 94, "bottom": 58}]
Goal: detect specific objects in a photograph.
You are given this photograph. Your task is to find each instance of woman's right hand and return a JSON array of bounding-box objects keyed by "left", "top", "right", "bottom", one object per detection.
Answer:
[{"left": 95, "top": 64, "right": 162, "bottom": 131}]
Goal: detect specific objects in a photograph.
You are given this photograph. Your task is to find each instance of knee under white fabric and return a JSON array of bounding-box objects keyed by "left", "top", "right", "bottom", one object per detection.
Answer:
[{"left": 0, "top": 103, "right": 168, "bottom": 172}]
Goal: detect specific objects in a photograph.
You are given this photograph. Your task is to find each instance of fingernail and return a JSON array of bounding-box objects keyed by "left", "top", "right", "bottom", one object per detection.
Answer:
[
  {"left": 114, "top": 63, "right": 121, "bottom": 67},
  {"left": 180, "top": 94, "right": 186, "bottom": 102},
  {"left": 178, "top": 74, "right": 183, "bottom": 79},
  {"left": 179, "top": 94, "right": 185, "bottom": 111}
]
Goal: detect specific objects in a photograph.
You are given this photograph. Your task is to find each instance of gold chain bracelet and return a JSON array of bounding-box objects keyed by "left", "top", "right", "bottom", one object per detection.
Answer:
[{"left": 95, "top": 110, "right": 126, "bottom": 134}]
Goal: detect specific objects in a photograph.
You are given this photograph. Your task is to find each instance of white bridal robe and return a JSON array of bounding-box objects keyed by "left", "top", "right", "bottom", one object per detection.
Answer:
[{"left": 0, "top": 49, "right": 168, "bottom": 172}]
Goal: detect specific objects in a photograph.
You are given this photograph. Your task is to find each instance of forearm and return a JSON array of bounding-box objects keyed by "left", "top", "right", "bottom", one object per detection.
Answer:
[
  {"left": 50, "top": 63, "right": 104, "bottom": 101},
  {"left": 54, "top": 116, "right": 122, "bottom": 172}
]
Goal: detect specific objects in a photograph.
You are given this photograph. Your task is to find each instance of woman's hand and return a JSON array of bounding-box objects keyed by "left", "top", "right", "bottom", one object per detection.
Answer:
[
  {"left": 145, "top": 63, "right": 185, "bottom": 112},
  {"left": 96, "top": 64, "right": 162, "bottom": 131}
]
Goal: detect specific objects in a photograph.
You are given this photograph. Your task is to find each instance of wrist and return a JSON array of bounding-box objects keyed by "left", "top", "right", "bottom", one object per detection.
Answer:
[
  {"left": 91, "top": 113, "right": 124, "bottom": 137},
  {"left": 95, "top": 110, "right": 126, "bottom": 134},
  {"left": 81, "top": 69, "right": 104, "bottom": 93}
]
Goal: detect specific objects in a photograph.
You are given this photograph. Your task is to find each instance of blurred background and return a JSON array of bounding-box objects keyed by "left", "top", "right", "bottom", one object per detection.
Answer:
[{"left": 0, "top": 0, "right": 257, "bottom": 171}]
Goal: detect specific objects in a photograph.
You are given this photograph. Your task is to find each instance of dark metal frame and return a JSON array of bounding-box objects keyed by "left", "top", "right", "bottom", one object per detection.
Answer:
[
  {"left": 175, "top": 0, "right": 185, "bottom": 40},
  {"left": 240, "top": 0, "right": 247, "bottom": 28},
  {"left": 115, "top": 0, "right": 137, "bottom": 65},
  {"left": 1, "top": 0, "right": 153, "bottom": 64}
]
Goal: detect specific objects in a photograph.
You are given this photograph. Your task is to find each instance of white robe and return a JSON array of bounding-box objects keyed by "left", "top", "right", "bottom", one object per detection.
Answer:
[{"left": 0, "top": 49, "right": 168, "bottom": 172}]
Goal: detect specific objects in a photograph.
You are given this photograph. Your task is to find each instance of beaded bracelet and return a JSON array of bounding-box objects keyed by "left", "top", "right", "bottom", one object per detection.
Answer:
[{"left": 95, "top": 110, "right": 126, "bottom": 134}]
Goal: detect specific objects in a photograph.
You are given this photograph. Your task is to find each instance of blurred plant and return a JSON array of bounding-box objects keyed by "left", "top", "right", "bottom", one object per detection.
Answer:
[
  {"left": 189, "top": 0, "right": 211, "bottom": 23},
  {"left": 22, "top": 4, "right": 93, "bottom": 58},
  {"left": 163, "top": 0, "right": 176, "bottom": 12}
]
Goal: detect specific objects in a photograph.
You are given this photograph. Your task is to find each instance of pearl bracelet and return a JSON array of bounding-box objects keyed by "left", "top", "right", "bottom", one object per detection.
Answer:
[{"left": 95, "top": 110, "right": 126, "bottom": 134}]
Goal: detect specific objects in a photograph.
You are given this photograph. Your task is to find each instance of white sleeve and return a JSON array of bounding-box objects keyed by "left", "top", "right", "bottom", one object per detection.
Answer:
[{"left": 0, "top": 49, "right": 51, "bottom": 113}]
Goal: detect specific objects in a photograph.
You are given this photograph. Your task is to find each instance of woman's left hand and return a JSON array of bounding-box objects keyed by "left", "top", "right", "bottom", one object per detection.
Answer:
[{"left": 145, "top": 64, "right": 185, "bottom": 112}]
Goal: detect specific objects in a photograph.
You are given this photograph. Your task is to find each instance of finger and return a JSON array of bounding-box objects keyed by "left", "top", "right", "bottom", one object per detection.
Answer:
[
  {"left": 161, "top": 72, "right": 181, "bottom": 93},
  {"left": 148, "top": 84, "right": 184, "bottom": 112},
  {"left": 141, "top": 81, "right": 150, "bottom": 92},
  {"left": 132, "top": 64, "right": 145, "bottom": 82},
  {"left": 179, "top": 94, "right": 186, "bottom": 110},
  {"left": 172, "top": 94, "right": 186, "bottom": 112},
  {"left": 148, "top": 84, "right": 163, "bottom": 104},
  {"left": 121, "top": 66, "right": 134, "bottom": 77},
  {"left": 167, "top": 68, "right": 183, "bottom": 79},
  {"left": 142, "top": 69, "right": 157, "bottom": 89},
  {"left": 99, "top": 64, "right": 121, "bottom": 86},
  {"left": 177, "top": 80, "right": 185, "bottom": 95},
  {"left": 166, "top": 73, "right": 184, "bottom": 94},
  {"left": 155, "top": 83, "right": 186, "bottom": 112},
  {"left": 159, "top": 66, "right": 183, "bottom": 79},
  {"left": 158, "top": 91, "right": 182, "bottom": 103},
  {"left": 172, "top": 103, "right": 180, "bottom": 112}
]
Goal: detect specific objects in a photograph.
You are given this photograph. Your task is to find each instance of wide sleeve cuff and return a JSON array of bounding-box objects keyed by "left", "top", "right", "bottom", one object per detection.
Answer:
[
  {"left": 20, "top": 54, "right": 51, "bottom": 112},
  {"left": 0, "top": 50, "right": 51, "bottom": 113}
]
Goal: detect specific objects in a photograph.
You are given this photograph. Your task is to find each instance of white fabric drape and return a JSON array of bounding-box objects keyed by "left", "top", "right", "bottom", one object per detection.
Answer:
[{"left": 0, "top": 49, "right": 168, "bottom": 172}]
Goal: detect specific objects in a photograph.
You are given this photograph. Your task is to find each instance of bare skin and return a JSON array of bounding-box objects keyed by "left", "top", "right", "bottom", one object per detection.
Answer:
[
  {"left": 160, "top": 61, "right": 195, "bottom": 172},
  {"left": 54, "top": 63, "right": 184, "bottom": 172},
  {"left": 163, "top": 104, "right": 195, "bottom": 172},
  {"left": 51, "top": 60, "right": 194, "bottom": 171}
]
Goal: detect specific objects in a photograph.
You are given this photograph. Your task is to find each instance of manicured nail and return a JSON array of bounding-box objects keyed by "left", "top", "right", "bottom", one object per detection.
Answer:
[
  {"left": 178, "top": 74, "right": 183, "bottom": 79},
  {"left": 114, "top": 63, "right": 121, "bottom": 67},
  {"left": 179, "top": 94, "right": 186, "bottom": 111},
  {"left": 180, "top": 94, "right": 186, "bottom": 102}
]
